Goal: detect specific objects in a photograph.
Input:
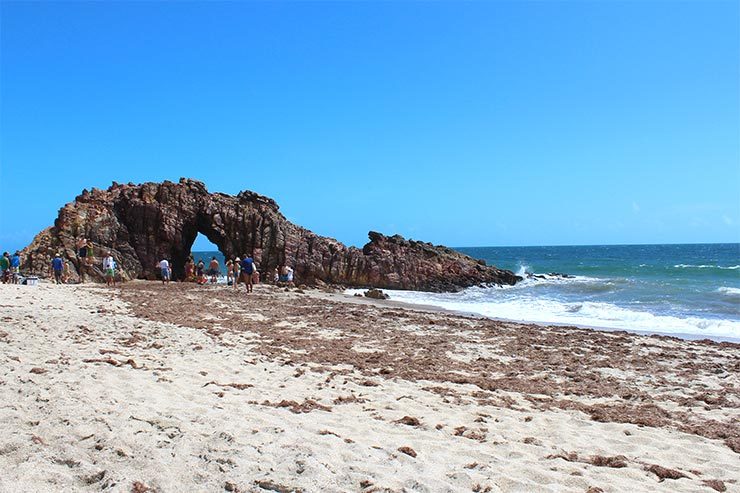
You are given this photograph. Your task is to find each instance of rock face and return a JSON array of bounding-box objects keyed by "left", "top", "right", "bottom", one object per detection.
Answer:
[{"left": 21, "top": 179, "right": 521, "bottom": 291}]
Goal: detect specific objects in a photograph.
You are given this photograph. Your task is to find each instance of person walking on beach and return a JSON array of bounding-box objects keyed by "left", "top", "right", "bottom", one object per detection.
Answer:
[
  {"left": 240, "top": 254, "right": 255, "bottom": 293},
  {"left": 51, "top": 254, "right": 64, "bottom": 284},
  {"left": 102, "top": 253, "right": 116, "bottom": 287},
  {"left": 158, "top": 258, "right": 171, "bottom": 284}
]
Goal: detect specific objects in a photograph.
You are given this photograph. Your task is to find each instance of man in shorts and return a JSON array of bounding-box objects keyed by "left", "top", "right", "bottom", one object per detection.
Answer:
[
  {"left": 158, "top": 258, "right": 171, "bottom": 284},
  {"left": 51, "top": 254, "right": 64, "bottom": 284},
  {"left": 208, "top": 256, "right": 220, "bottom": 284}
]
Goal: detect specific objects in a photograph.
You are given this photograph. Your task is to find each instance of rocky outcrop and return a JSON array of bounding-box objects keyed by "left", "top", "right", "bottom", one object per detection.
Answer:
[{"left": 21, "top": 179, "right": 521, "bottom": 291}]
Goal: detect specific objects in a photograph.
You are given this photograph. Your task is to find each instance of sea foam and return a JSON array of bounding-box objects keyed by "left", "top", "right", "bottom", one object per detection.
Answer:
[{"left": 347, "top": 286, "right": 740, "bottom": 340}]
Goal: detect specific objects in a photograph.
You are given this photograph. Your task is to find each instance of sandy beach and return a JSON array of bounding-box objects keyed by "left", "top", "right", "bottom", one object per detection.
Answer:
[{"left": 0, "top": 281, "right": 738, "bottom": 493}]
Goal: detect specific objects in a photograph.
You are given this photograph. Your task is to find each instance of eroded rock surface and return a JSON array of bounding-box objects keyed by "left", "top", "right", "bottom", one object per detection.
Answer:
[{"left": 21, "top": 179, "right": 520, "bottom": 290}]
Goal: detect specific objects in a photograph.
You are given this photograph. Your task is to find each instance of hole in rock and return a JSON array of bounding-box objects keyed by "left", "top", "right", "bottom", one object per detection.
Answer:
[{"left": 191, "top": 232, "right": 225, "bottom": 269}]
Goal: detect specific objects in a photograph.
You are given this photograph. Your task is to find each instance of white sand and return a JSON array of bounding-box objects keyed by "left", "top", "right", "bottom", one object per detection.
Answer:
[{"left": 0, "top": 283, "right": 737, "bottom": 492}]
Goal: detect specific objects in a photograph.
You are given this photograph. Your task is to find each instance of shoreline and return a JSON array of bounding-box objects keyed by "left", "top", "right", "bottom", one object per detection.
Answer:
[
  {"left": 330, "top": 290, "right": 740, "bottom": 344},
  {"left": 1, "top": 281, "right": 738, "bottom": 492}
]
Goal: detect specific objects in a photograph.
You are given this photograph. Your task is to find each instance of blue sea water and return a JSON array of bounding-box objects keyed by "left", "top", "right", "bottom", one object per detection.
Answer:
[{"left": 375, "top": 244, "right": 740, "bottom": 340}]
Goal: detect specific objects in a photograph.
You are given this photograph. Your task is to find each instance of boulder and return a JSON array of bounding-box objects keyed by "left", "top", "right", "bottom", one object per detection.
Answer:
[{"left": 364, "top": 289, "right": 389, "bottom": 300}]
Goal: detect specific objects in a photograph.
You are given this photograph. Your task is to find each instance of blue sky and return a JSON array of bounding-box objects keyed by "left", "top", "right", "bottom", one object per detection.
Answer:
[{"left": 1, "top": 1, "right": 738, "bottom": 252}]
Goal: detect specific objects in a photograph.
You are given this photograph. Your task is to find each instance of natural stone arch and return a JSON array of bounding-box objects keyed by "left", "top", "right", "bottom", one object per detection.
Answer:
[{"left": 21, "top": 178, "right": 520, "bottom": 291}]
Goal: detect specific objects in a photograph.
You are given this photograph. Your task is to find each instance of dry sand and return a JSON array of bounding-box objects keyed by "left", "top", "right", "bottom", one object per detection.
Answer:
[{"left": 0, "top": 281, "right": 737, "bottom": 493}]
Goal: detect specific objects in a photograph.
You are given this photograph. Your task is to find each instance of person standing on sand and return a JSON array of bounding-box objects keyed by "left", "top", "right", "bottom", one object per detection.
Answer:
[
  {"left": 0, "top": 252, "right": 10, "bottom": 283},
  {"left": 51, "top": 254, "right": 64, "bottom": 284},
  {"left": 225, "top": 259, "right": 233, "bottom": 286},
  {"left": 10, "top": 252, "right": 21, "bottom": 284},
  {"left": 102, "top": 253, "right": 116, "bottom": 287},
  {"left": 208, "top": 256, "right": 220, "bottom": 284},
  {"left": 240, "top": 254, "right": 254, "bottom": 293},
  {"left": 85, "top": 241, "right": 94, "bottom": 267},
  {"left": 232, "top": 257, "right": 241, "bottom": 290},
  {"left": 158, "top": 258, "right": 171, "bottom": 284},
  {"left": 185, "top": 256, "right": 195, "bottom": 282},
  {"left": 76, "top": 238, "right": 88, "bottom": 282}
]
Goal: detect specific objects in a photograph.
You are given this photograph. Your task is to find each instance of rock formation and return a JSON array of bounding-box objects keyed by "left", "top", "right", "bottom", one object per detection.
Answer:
[{"left": 21, "top": 179, "right": 521, "bottom": 291}]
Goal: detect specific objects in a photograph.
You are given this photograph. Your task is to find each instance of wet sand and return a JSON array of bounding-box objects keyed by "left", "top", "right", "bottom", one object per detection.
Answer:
[{"left": 0, "top": 281, "right": 737, "bottom": 492}]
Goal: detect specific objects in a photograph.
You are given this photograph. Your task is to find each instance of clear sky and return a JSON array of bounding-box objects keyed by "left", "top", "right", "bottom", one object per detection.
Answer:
[{"left": 1, "top": 1, "right": 738, "bottom": 253}]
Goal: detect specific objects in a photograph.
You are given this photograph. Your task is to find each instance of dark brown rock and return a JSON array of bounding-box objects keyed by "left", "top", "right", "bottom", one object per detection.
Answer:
[
  {"left": 645, "top": 464, "right": 688, "bottom": 481},
  {"left": 397, "top": 446, "right": 417, "bottom": 458},
  {"left": 21, "top": 179, "right": 520, "bottom": 291},
  {"left": 395, "top": 416, "right": 421, "bottom": 426},
  {"left": 364, "top": 288, "right": 389, "bottom": 299},
  {"left": 702, "top": 480, "right": 727, "bottom": 492}
]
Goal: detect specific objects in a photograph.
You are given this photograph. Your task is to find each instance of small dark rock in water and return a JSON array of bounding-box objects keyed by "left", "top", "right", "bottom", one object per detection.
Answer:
[
  {"left": 364, "top": 288, "right": 389, "bottom": 300},
  {"left": 353, "top": 293, "right": 363, "bottom": 297},
  {"left": 548, "top": 272, "right": 575, "bottom": 279}
]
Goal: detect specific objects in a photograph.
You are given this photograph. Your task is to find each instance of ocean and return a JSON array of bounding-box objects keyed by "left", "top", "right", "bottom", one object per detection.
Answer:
[
  {"left": 196, "top": 243, "right": 740, "bottom": 341},
  {"left": 368, "top": 243, "right": 740, "bottom": 341}
]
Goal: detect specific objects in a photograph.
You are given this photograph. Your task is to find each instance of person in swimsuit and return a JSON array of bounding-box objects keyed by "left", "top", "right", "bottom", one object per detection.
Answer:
[
  {"left": 208, "top": 257, "right": 220, "bottom": 283},
  {"left": 185, "top": 256, "right": 195, "bottom": 282},
  {"left": 232, "top": 258, "right": 241, "bottom": 290}
]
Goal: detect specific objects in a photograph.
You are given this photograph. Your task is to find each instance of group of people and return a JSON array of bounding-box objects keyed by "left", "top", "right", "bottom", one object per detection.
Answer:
[
  {"left": 225, "top": 255, "right": 258, "bottom": 292},
  {"left": 180, "top": 255, "right": 222, "bottom": 284},
  {"left": 156, "top": 253, "right": 296, "bottom": 293},
  {"left": 6, "top": 239, "right": 296, "bottom": 290},
  {"left": 0, "top": 251, "right": 21, "bottom": 284},
  {"left": 49, "top": 248, "right": 118, "bottom": 286}
]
